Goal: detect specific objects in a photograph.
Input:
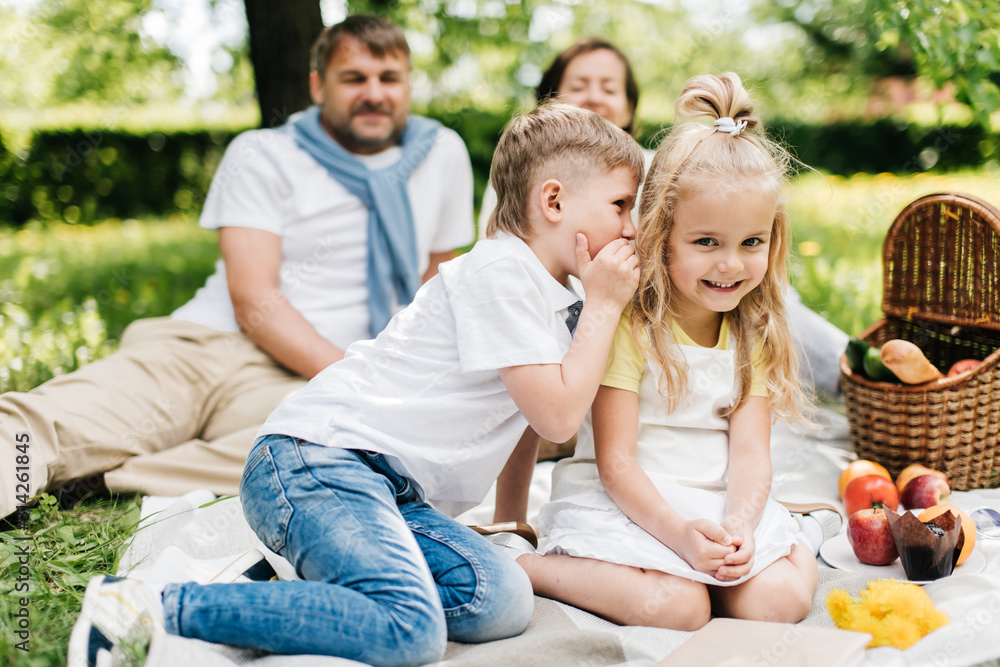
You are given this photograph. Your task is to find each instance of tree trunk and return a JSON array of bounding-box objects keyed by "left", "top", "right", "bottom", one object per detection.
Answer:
[{"left": 243, "top": 0, "right": 324, "bottom": 128}]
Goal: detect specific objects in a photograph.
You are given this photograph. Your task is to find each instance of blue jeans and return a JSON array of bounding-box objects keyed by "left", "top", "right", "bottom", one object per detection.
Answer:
[{"left": 160, "top": 435, "right": 533, "bottom": 667}]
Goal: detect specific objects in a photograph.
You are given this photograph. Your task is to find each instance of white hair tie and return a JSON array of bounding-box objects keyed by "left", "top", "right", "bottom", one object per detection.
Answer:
[{"left": 714, "top": 117, "right": 747, "bottom": 136}]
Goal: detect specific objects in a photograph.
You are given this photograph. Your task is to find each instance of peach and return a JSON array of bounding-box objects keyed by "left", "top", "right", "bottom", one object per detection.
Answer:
[
  {"left": 895, "top": 464, "right": 947, "bottom": 495},
  {"left": 839, "top": 459, "right": 892, "bottom": 499},
  {"left": 900, "top": 474, "right": 951, "bottom": 511}
]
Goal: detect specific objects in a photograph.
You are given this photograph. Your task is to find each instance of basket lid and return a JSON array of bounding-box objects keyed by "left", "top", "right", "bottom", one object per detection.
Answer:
[{"left": 882, "top": 192, "right": 1000, "bottom": 331}]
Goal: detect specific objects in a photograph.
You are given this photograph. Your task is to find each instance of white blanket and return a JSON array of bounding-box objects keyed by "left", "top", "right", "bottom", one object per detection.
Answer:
[{"left": 115, "top": 409, "right": 1000, "bottom": 666}]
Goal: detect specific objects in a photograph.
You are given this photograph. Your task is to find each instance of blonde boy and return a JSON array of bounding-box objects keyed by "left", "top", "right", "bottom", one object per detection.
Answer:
[{"left": 73, "top": 103, "right": 644, "bottom": 667}]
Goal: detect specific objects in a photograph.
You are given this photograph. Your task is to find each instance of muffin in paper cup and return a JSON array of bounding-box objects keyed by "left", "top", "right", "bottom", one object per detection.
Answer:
[{"left": 885, "top": 507, "right": 961, "bottom": 581}]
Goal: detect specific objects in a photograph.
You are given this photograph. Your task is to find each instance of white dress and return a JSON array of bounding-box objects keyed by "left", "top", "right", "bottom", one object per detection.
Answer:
[{"left": 539, "top": 321, "right": 798, "bottom": 586}]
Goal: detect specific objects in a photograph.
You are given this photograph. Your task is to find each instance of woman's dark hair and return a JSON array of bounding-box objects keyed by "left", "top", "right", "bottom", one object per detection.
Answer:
[{"left": 535, "top": 37, "right": 640, "bottom": 136}]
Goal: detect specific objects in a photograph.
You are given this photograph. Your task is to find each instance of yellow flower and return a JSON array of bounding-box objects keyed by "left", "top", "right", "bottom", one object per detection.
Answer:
[{"left": 826, "top": 579, "right": 948, "bottom": 649}]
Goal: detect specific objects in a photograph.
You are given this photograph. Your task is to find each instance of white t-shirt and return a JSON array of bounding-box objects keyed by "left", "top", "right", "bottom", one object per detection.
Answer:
[
  {"left": 172, "top": 122, "right": 474, "bottom": 351},
  {"left": 258, "top": 234, "right": 581, "bottom": 516}
]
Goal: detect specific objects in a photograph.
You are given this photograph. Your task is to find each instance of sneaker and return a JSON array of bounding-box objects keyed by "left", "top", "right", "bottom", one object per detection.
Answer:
[
  {"left": 808, "top": 509, "right": 844, "bottom": 542},
  {"left": 792, "top": 508, "right": 844, "bottom": 555},
  {"left": 68, "top": 576, "right": 165, "bottom": 667},
  {"left": 208, "top": 548, "right": 277, "bottom": 584},
  {"left": 55, "top": 472, "right": 109, "bottom": 509},
  {"left": 486, "top": 532, "right": 537, "bottom": 560}
]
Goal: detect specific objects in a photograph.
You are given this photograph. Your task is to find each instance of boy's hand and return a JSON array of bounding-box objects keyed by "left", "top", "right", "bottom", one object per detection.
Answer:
[
  {"left": 715, "top": 517, "right": 755, "bottom": 582},
  {"left": 575, "top": 234, "right": 638, "bottom": 310},
  {"left": 674, "top": 518, "right": 736, "bottom": 576}
]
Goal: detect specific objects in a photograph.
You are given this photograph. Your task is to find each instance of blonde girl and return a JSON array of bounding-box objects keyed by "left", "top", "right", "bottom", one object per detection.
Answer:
[{"left": 514, "top": 73, "right": 818, "bottom": 631}]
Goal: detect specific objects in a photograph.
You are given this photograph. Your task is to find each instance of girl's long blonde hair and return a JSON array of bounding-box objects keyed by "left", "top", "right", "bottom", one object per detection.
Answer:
[{"left": 632, "top": 72, "right": 807, "bottom": 422}]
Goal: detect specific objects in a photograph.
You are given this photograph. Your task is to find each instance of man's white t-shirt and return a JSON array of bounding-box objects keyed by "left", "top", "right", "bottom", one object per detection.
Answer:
[
  {"left": 258, "top": 234, "right": 581, "bottom": 516},
  {"left": 172, "top": 122, "right": 474, "bottom": 350}
]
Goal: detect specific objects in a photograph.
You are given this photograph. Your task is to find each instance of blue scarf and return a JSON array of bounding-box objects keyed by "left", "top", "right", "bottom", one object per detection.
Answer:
[{"left": 289, "top": 106, "right": 441, "bottom": 336}]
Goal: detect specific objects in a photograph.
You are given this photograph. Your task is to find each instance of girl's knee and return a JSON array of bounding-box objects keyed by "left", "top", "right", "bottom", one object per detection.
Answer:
[
  {"left": 628, "top": 578, "right": 711, "bottom": 631},
  {"left": 741, "top": 579, "right": 815, "bottom": 624},
  {"left": 775, "top": 582, "right": 815, "bottom": 623}
]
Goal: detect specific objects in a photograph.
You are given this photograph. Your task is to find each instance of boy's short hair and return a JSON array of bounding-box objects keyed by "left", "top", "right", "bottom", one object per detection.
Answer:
[
  {"left": 486, "top": 102, "right": 644, "bottom": 240},
  {"left": 311, "top": 14, "right": 410, "bottom": 79}
]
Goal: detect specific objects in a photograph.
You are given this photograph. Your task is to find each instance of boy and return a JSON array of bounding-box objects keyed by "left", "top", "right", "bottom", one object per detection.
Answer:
[{"left": 71, "top": 103, "right": 644, "bottom": 667}]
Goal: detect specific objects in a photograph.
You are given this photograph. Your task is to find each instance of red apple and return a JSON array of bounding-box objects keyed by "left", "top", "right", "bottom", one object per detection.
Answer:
[
  {"left": 947, "top": 359, "right": 980, "bottom": 377},
  {"left": 900, "top": 473, "right": 951, "bottom": 510},
  {"left": 848, "top": 505, "right": 899, "bottom": 565},
  {"left": 843, "top": 474, "right": 899, "bottom": 518},
  {"left": 895, "top": 464, "right": 947, "bottom": 495},
  {"left": 900, "top": 473, "right": 951, "bottom": 509}
]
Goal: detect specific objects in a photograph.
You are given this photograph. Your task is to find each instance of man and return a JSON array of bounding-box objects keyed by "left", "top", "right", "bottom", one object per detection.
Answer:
[{"left": 0, "top": 14, "right": 474, "bottom": 520}]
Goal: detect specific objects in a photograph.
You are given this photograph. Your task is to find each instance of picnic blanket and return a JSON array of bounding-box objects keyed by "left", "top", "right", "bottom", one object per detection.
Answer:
[{"left": 115, "top": 408, "right": 1000, "bottom": 667}]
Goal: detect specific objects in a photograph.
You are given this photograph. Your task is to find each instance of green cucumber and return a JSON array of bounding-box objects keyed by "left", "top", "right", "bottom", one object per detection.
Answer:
[
  {"left": 844, "top": 337, "right": 869, "bottom": 374},
  {"left": 863, "top": 346, "right": 899, "bottom": 382}
]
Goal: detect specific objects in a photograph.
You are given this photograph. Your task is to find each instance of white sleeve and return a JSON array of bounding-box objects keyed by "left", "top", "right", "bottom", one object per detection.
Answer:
[
  {"left": 198, "top": 130, "right": 289, "bottom": 235},
  {"left": 449, "top": 258, "right": 563, "bottom": 372},
  {"left": 428, "top": 129, "right": 475, "bottom": 252}
]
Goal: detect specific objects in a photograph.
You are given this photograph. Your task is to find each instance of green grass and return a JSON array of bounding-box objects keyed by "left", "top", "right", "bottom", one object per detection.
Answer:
[
  {"left": 1, "top": 216, "right": 218, "bottom": 393},
  {"left": 1, "top": 494, "right": 142, "bottom": 667},
  {"left": 3, "top": 169, "right": 1000, "bottom": 664}
]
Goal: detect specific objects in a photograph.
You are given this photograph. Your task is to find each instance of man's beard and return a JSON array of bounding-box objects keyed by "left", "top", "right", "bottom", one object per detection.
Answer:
[{"left": 336, "top": 101, "right": 405, "bottom": 152}]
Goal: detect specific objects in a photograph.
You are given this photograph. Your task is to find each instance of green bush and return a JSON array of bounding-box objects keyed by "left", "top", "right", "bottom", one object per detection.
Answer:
[
  {"left": 771, "top": 119, "right": 996, "bottom": 174},
  {"left": 0, "top": 131, "right": 12, "bottom": 211},
  {"left": 1, "top": 129, "right": 238, "bottom": 225},
  {"left": 2, "top": 112, "right": 998, "bottom": 225},
  {"left": 634, "top": 118, "right": 997, "bottom": 174},
  {"left": 433, "top": 107, "right": 509, "bottom": 211}
]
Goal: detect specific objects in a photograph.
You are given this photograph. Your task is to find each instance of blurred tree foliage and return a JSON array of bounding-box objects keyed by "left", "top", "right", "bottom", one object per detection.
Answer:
[
  {"left": 0, "top": 0, "right": 183, "bottom": 109},
  {"left": 346, "top": 0, "right": 826, "bottom": 124},
  {"left": 0, "top": 0, "right": 255, "bottom": 116},
  {"left": 1, "top": 0, "right": 996, "bottom": 137},
  {"left": 873, "top": 0, "right": 1000, "bottom": 128},
  {"left": 759, "top": 0, "right": 1000, "bottom": 127}
]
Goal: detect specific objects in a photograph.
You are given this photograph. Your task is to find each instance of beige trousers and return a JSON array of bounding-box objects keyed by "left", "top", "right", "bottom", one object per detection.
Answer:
[{"left": 0, "top": 318, "right": 306, "bottom": 516}]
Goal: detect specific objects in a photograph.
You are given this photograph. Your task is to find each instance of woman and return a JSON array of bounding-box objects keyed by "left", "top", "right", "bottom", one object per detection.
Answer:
[
  {"left": 478, "top": 38, "right": 648, "bottom": 237},
  {"left": 535, "top": 37, "right": 639, "bottom": 136}
]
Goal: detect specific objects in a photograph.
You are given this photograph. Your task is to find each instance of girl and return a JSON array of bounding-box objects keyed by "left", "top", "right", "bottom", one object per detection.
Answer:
[{"left": 514, "top": 72, "right": 819, "bottom": 631}]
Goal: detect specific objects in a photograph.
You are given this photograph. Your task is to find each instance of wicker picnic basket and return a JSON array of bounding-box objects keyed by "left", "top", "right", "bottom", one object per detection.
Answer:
[{"left": 839, "top": 192, "right": 1000, "bottom": 490}]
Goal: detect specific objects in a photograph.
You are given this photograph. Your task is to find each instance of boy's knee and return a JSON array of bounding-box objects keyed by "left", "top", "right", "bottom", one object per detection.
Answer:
[
  {"left": 399, "top": 628, "right": 447, "bottom": 667},
  {"left": 449, "top": 557, "right": 534, "bottom": 643},
  {"left": 389, "top": 601, "right": 448, "bottom": 666},
  {"left": 490, "top": 564, "right": 535, "bottom": 638}
]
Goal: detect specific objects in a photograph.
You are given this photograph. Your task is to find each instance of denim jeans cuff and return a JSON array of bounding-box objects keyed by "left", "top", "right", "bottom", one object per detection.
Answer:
[{"left": 162, "top": 583, "right": 183, "bottom": 636}]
